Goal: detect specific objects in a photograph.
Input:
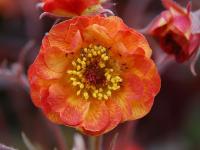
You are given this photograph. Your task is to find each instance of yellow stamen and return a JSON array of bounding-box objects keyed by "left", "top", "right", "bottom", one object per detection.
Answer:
[
  {"left": 92, "top": 92, "right": 97, "bottom": 98},
  {"left": 77, "top": 90, "right": 81, "bottom": 96},
  {"left": 67, "top": 44, "right": 123, "bottom": 100},
  {"left": 83, "top": 91, "right": 89, "bottom": 100}
]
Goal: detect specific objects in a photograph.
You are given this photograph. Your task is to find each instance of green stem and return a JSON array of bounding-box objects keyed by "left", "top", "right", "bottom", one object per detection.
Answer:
[{"left": 89, "top": 136, "right": 103, "bottom": 150}]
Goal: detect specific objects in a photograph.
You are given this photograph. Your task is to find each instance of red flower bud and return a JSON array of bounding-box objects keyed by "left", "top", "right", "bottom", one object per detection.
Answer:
[{"left": 147, "top": 0, "right": 200, "bottom": 63}]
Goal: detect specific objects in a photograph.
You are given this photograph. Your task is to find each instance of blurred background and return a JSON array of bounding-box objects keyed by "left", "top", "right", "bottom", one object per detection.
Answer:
[{"left": 0, "top": 0, "right": 200, "bottom": 149}]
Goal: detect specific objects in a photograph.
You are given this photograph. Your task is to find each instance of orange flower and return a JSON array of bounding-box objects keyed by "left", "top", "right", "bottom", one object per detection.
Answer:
[
  {"left": 28, "top": 15, "right": 160, "bottom": 135},
  {"left": 41, "top": 0, "right": 107, "bottom": 17},
  {"left": 147, "top": 0, "right": 200, "bottom": 62}
]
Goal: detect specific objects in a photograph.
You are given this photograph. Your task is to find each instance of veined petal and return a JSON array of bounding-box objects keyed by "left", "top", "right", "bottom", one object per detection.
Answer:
[
  {"left": 44, "top": 111, "right": 63, "bottom": 124},
  {"left": 82, "top": 23, "right": 112, "bottom": 47},
  {"left": 70, "top": 30, "right": 83, "bottom": 52},
  {"left": 48, "top": 22, "right": 71, "bottom": 51},
  {"left": 60, "top": 98, "right": 90, "bottom": 126},
  {"left": 32, "top": 54, "right": 63, "bottom": 80},
  {"left": 113, "top": 75, "right": 143, "bottom": 121},
  {"left": 90, "top": 16, "right": 126, "bottom": 38},
  {"left": 28, "top": 66, "right": 51, "bottom": 107},
  {"left": 113, "top": 29, "right": 152, "bottom": 57},
  {"left": 40, "top": 87, "right": 63, "bottom": 124},
  {"left": 47, "top": 82, "right": 90, "bottom": 126},
  {"left": 44, "top": 47, "right": 72, "bottom": 73},
  {"left": 41, "top": 35, "right": 51, "bottom": 53},
  {"left": 47, "top": 83, "right": 67, "bottom": 112},
  {"left": 117, "top": 55, "right": 160, "bottom": 120},
  {"left": 81, "top": 100, "right": 109, "bottom": 135},
  {"left": 104, "top": 99, "right": 122, "bottom": 132}
]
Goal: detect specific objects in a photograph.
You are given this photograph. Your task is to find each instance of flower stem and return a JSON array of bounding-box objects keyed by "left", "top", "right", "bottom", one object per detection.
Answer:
[{"left": 89, "top": 136, "right": 103, "bottom": 150}]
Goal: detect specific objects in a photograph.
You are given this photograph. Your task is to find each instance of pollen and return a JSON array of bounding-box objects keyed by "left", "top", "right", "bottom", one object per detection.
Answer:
[{"left": 67, "top": 44, "right": 122, "bottom": 100}]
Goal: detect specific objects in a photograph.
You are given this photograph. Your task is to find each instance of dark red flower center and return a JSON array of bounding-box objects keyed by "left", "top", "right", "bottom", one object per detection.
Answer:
[{"left": 84, "top": 59, "right": 106, "bottom": 86}]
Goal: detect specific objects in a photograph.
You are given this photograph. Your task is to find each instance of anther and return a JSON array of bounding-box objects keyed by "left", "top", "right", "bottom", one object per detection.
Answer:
[
  {"left": 106, "top": 90, "right": 112, "bottom": 96},
  {"left": 79, "top": 84, "right": 84, "bottom": 89},
  {"left": 88, "top": 53, "right": 92, "bottom": 58},
  {"left": 77, "top": 90, "right": 81, "bottom": 96},
  {"left": 77, "top": 65, "right": 81, "bottom": 71},
  {"left": 103, "top": 94, "right": 108, "bottom": 100},
  {"left": 99, "top": 88, "right": 103, "bottom": 92},
  {"left": 77, "top": 58, "right": 82, "bottom": 64},
  {"left": 70, "top": 77, "right": 76, "bottom": 81},
  {"left": 92, "top": 92, "right": 97, "bottom": 98},
  {"left": 72, "top": 61, "right": 77, "bottom": 66},
  {"left": 98, "top": 93, "right": 103, "bottom": 99},
  {"left": 83, "top": 92, "right": 89, "bottom": 100},
  {"left": 84, "top": 48, "right": 88, "bottom": 53},
  {"left": 99, "top": 62, "right": 105, "bottom": 68}
]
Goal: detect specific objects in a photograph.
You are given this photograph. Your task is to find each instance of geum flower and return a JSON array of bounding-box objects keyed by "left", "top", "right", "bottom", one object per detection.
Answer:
[
  {"left": 40, "top": 0, "right": 109, "bottom": 17},
  {"left": 28, "top": 15, "right": 161, "bottom": 135},
  {"left": 146, "top": 0, "right": 200, "bottom": 63}
]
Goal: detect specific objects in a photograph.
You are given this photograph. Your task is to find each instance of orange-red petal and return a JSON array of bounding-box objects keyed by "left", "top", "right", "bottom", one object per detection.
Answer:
[
  {"left": 47, "top": 82, "right": 90, "bottom": 126},
  {"left": 112, "top": 29, "right": 152, "bottom": 57},
  {"left": 32, "top": 54, "right": 63, "bottom": 80},
  {"left": 104, "top": 99, "right": 122, "bottom": 132},
  {"left": 114, "top": 55, "right": 160, "bottom": 120},
  {"left": 28, "top": 63, "right": 52, "bottom": 107},
  {"left": 43, "top": 47, "right": 71, "bottom": 73},
  {"left": 81, "top": 100, "right": 109, "bottom": 135},
  {"left": 82, "top": 23, "right": 112, "bottom": 47},
  {"left": 42, "top": 0, "right": 100, "bottom": 17}
]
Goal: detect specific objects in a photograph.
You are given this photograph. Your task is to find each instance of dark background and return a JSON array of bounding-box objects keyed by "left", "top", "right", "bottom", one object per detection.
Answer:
[{"left": 0, "top": 0, "right": 200, "bottom": 149}]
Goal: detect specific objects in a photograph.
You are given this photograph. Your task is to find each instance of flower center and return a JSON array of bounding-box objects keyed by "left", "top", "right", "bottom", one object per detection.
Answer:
[{"left": 67, "top": 44, "right": 122, "bottom": 100}]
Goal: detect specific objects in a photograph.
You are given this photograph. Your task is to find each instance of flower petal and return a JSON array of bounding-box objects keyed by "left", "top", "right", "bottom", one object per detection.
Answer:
[
  {"left": 43, "top": 47, "right": 71, "bottom": 73},
  {"left": 172, "top": 15, "right": 191, "bottom": 39},
  {"left": 44, "top": 111, "right": 63, "bottom": 124},
  {"left": 39, "top": 86, "right": 63, "bottom": 124},
  {"left": 113, "top": 29, "right": 152, "bottom": 58},
  {"left": 41, "top": 35, "right": 51, "bottom": 53},
  {"left": 148, "top": 11, "right": 171, "bottom": 34},
  {"left": 46, "top": 83, "right": 67, "bottom": 112},
  {"left": 81, "top": 100, "right": 109, "bottom": 135},
  {"left": 32, "top": 54, "right": 63, "bottom": 80},
  {"left": 47, "top": 82, "right": 90, "bottom": 126},
  {"left": 48, "top": 19, "right": 83, "bottom": 52},
  {"left": 43, "top": 0, "right": 100, "bottom": 16},
  {"left": 113, "top": 75, "right": 142, "bottom": 121},
  {"left": 82, "top": 23, "right": 112, "bottom": 47},
  {"left": 162, "top": 0, "right": 187, "bottom": 16},
  {"left": 116, "top": 55, "right": 160, "bottom": 120},
  {"left": 90, "top": 16, "right": 126, "bottom": 38},
  {"left": 104, "top": 99, "right": 122, "bottom": 133},
  {"left": 28, "top": 65, "right": 50, "bottom": 107},
  {"left": 60, "top": 98, "right": 90, "bottom": 126}
]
